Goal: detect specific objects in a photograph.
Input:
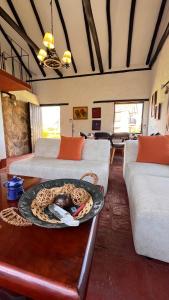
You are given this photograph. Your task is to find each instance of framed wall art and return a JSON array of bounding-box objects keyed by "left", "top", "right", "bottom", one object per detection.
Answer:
[
  {"left": 155, "top": 103, "right": 162, "bottom": 120},
  {"left": 73, "top": 107, "right": 88, "bottom": 120},
  {"left": 92, "top": 107, "right": 101, "bottom": 118},
  {"left": 151, "top": 91, "right": 157, "bottom": 118},
  {"left": 92, "top": 120, "right": 101, "bottom": 131}
]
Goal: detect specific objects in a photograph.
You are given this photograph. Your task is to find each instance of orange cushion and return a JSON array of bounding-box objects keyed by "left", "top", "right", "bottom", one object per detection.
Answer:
[
  {"left": 57, "top": 136, "right": 85, "bottom": 160},
  {"left": 137, "top": 135, "right": 169, "bottom": 164}
]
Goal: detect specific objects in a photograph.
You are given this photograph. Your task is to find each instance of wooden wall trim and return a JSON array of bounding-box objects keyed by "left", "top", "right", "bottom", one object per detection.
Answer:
[
  {"left": 93, "top": 99, "right": 149, "bottom": 104},
  {"left": 40, "top": 103, "right": 69, "bottom": 106}
]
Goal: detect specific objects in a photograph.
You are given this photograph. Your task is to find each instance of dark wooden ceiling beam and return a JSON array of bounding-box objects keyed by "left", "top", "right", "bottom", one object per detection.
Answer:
[
  {"left": 0, "top": 7, "right": 38, "bottom": 51},
  {"left": 126, "top": 0, "right": 136, "bottom": 67},
  {"left": 29, "top": 0, "right": 63, "bottom": 78},
  {"left": 5, "top": 0, "right": 46, "bottom": 77},
  {"left": 27, "top": 67, "right": 150, "bottom": 82},
  {"left": 82, "top": 1, "right": 95, "bottom": 71},
  {"left": 54, "top": 0, "right": 77, "bottom": 73},
  {"left": 29, "top": 0, "right": 45, "bottom": 36},
  {"left": 0, "top": 25, "right": 32, "bottom": 78},
  {"left": 149, "top": 23, "right": 169, "bottom": 68},
  {"left": 146, "top": 0, "right": 167, "bottom": 65},
  {"left": 106, "top": 0, "right": 112, "bottom": 69},
  {"left": 82, "top": 0, "right": 104, "bottom": 73}
]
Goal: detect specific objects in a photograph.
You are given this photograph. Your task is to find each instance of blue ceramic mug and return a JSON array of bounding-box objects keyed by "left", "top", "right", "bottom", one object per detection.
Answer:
[{"left": 3, "top": 176, "right": 24, "bottom": 201}]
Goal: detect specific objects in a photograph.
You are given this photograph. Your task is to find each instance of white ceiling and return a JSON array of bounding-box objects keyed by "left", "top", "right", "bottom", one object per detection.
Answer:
[{"left": 0, "top": 0, "right": 169, "bottom": 80}]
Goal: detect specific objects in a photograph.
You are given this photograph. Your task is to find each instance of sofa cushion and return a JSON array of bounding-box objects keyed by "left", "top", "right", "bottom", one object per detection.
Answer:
[
  {"left": 123, "top": 140, "right": 138, "bottom": 176},
  {"left": 57, "top": 136, "right": 84, "bottom": 160},
  {"left": 35, "top": 138, "right": 60, "bottom": 158},
  {"left": 125, "top": 161, "right": 169, "bottom": 190},
  {"left": 137, "top": 135, "right": 169, "bottom": 164},
  {"left": 128, "top": 174, "right": 169, "bottom": 262},
  {"left": 82, "top": 139, "right": 110, "bottom": 162}
]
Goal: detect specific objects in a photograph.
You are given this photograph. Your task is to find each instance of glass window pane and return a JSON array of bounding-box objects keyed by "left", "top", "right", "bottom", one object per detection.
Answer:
[
  {"left": 41, "top": 106, "right": 60, "bottom": 138},
  {"left": 114, "top": 103, "right": 143, "bottom": 133}
]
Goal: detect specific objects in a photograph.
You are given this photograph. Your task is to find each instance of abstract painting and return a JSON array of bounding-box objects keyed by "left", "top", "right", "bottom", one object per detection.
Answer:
[
  {"left": 73, "top": 107, "right": 88, "bottom": 120},
  {"left": 92, "top": 120, "right": 101, "bottom": 131},
  {"left": 92, "top": 107, "right": 101, "bottom": 118}
]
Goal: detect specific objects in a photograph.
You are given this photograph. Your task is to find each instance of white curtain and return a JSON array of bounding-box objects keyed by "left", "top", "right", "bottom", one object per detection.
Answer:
[{"left": 29, "top": 104, "right": 42, "bottom": 152}]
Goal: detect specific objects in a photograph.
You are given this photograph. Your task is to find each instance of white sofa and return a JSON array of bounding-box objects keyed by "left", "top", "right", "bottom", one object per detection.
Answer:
[
  {"left": 124, "top": 140, "right": 169, "bottom": 263},
  {"left": 9, "top": 138, "right": 110, "bottom": 195}
]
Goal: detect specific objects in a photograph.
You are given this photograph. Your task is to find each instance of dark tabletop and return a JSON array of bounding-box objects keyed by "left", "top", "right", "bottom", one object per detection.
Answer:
[{"left": 0, "top": 175, "right": 99, "bottom": 300}]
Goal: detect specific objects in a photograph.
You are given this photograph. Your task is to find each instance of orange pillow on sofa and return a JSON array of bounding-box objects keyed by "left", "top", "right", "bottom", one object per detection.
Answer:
[
  {"left": 57, "top": 136, "right": 85, "bottom": 160},
  {"left": 137, "top": 135, "right": 169, "bottom": 164}
]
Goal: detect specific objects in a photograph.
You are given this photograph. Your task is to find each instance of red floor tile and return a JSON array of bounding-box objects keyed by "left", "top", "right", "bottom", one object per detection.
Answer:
[{"left": 86, "top": 156, "right": 169, "bottom": 300}]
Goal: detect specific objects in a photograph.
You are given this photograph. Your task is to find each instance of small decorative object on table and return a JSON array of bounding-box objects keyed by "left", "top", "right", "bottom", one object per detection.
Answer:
[
  {"left": 3, "top": 176, "right": 24, "bottom": 201},
  {"left": 0, "top": 173, "right": 104, "bottom": 229}
]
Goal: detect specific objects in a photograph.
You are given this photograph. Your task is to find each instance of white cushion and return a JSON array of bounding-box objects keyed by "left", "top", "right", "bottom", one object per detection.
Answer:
[
  {"left": 9, "top": 157, "right": 109, "bottom": 194},
  {"left": 82, "top": 139, "right": 110, "bottom": 162},
  {"left": 128, "top": 174, "right": 169, "bottom": 262},
  {"left": 125, "top": 161, "right": 169, "bottom": 191},
  {"left": 123, "top": 140, "right": 138, "bottom": 176},
  {"left": 35, "top": 138, "right": 60, "bottom": 158}
]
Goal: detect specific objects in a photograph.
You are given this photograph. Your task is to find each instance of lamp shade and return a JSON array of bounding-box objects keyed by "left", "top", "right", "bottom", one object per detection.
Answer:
[
  {"left": 62, "top": 50, "right": 71, "bottom": 64},
  {"left": 37, "top": 48, "right": 47, "bottom": 61},
  {"left": 63, "top": 50, "right": 71, "bottom": 59},
  {"left": 62, "top": 56, "right": 71, "bottom": 64},
  {"left": 43, "top": 32, "right": 54, "bottom": 49}
]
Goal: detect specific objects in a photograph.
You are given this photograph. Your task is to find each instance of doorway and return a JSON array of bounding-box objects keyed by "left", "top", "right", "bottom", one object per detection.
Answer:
[{"left": 41, "top": 106, "right": 60, "bottom": 138}]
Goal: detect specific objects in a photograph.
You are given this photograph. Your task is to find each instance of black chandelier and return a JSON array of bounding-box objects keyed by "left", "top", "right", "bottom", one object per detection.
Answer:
[{"left": 37, "top": 0, "right": 71, "bottom": 69}]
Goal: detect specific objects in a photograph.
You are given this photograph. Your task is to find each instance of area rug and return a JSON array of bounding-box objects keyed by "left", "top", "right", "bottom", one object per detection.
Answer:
[{"left": 86, "top": 156, "right": 169, "bottom": 300}]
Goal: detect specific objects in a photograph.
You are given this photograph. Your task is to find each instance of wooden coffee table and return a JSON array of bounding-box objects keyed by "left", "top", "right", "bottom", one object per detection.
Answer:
[{"left": 0, "top": 175, "right": 100, "bottom": 300}]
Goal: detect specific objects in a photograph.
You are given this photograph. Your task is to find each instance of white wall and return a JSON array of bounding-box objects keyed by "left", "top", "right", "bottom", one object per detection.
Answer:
[
  {"left": 148, "top": 37, "right": 169, "bottom": 135},
  {"left": 33, "top": 70, "right": 151, "bottom": 136},
  {"left": 0, "top": 93, "right": 6, "bottom": 159}
]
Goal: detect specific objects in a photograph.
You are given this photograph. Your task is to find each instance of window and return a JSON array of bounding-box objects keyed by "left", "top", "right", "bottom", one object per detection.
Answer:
[
  {"left": 41, "top": 106, "right": 60, "bottom": 138},
  {"left": 114, "top": 103, "right": 143, "bottom": 133}
]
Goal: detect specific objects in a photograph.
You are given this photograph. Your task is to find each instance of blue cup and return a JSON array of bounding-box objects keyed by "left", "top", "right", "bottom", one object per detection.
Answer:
[{"left": 4, "top": 176, "right": 24, "bottom": 201}]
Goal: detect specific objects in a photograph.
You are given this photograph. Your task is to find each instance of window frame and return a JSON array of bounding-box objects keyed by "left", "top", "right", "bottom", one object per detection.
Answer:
[{"left": 113, "top": 101, "right": 144, "bottom": 134}]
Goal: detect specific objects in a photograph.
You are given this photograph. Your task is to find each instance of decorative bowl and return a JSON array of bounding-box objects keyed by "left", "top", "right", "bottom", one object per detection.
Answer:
[{"left": 18, "top": 178, "right": 104, "bottom": 228}]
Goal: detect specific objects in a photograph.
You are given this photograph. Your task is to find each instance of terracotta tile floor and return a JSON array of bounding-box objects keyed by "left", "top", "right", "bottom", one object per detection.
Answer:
[{"left": 86, "top": 156, "right": 169, "bottom": 300}]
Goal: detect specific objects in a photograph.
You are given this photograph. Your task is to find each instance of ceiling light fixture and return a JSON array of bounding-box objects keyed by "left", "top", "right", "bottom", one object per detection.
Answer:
[{"left": 37, "top": 0, "right": 71, "bottom": 70}]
